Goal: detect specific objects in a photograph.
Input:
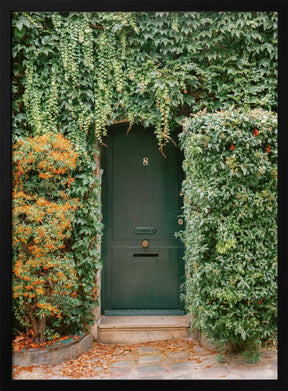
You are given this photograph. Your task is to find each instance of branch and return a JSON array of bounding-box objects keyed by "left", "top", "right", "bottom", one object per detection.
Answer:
[
  {"left": 203, "top": 207, "right": 213, "bottom": 217},
  {"left": 89, "top": 23, "right": 104, "bottom": 30}
]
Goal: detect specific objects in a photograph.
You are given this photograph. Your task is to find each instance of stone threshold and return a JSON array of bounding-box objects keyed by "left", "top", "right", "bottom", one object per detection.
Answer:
[{"left": 97, "top": 315, "right": 190, "bottom": 344}]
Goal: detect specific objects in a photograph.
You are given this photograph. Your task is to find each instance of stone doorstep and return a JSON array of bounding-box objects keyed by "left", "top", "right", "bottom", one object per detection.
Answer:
[{"left": 97, "top": 315, "right": 190, "bottom": 344}]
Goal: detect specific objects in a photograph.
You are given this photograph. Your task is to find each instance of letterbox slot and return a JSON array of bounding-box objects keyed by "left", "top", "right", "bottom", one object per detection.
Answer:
[
  {"left": 133, "top": 253, "right": 159, "bottom": 257},
  {"left": 134, "top": 227, "right": 156, "bottom": 235}
]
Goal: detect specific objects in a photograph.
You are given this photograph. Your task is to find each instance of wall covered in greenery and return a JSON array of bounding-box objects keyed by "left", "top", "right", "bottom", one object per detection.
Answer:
[
  {"left": 11, "top": 11, "right": 277, "bottom": 343},
  {"left": 13, "top": 11, "right": 277, "bottom": 150},
  {"left": 179, "top": 109, "right": 277, "bottom": 354}
]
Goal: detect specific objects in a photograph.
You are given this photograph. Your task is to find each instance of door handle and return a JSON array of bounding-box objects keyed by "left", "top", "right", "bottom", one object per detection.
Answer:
[{"left": 142, "top": 239, "right": 149, "bottom": 248}]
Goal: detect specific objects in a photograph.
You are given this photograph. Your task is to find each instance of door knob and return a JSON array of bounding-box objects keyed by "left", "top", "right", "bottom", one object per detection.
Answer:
[{"left": 142, "top": 239, "right": 149, "bottom": 248}]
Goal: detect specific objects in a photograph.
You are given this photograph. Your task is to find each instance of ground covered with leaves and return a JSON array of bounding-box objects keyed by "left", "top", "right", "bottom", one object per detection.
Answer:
[
  {"left": 12, "top": 338, "right": 277, "bottom": 380},
  {"left": 12, "top": 332, "right": 83, "bottom": 351}
]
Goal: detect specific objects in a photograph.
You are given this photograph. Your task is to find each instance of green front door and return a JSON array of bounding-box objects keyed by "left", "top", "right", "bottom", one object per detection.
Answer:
[{"left": 101, "top": 125, "right": 185, "bottom": 315}]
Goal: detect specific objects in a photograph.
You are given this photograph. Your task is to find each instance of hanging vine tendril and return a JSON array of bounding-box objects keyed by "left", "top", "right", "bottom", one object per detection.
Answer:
[
  {"left": 22, "top": 12, "right": 183, "bottom": 151},
  {"left": 19, "top": 11, "right": 277, "bottom": 155},
  {"left": 23, "top": 60, "right": 43, "bottom": 134}
]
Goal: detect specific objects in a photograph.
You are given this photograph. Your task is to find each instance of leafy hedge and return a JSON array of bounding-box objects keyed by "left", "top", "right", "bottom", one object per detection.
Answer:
[{"left": 179, "top": 109, "right": 277, "bottom": 353}]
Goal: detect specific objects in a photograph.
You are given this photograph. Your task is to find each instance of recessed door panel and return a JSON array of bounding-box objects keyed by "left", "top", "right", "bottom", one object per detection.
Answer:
[
  {"left": 112, "top": 130, "right": 179, "bottom": 240},
  {"left": 111, "top": 247, "right": 179, "bottom": 309}
]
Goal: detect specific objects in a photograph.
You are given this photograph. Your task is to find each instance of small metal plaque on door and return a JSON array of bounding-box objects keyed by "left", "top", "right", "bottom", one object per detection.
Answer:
[{"left": 133, "top": 227, "right": 156, "bottom": 235}]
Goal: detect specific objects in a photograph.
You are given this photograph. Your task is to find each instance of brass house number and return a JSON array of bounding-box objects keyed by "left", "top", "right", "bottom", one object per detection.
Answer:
[{"left": 142, "top": 157, "right": 149, "bottom": 166}]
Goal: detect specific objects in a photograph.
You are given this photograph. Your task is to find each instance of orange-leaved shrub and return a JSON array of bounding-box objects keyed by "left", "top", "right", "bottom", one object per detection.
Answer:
[{"left": 12, "top": 132, "right": 81, "bottom": 344}]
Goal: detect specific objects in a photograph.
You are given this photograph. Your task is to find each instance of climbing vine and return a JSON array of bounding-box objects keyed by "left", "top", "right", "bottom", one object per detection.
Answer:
[{"left": 12, "top": 11, "right": 277, "bottom": 150}]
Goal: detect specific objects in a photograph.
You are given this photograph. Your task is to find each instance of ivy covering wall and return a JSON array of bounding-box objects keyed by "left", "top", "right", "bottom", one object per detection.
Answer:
[
  {"left": 179, "top": 109, "right": 277, "bottom": 355},
  {"left": 12, "top": 11, "right": 277, "bottom": 344},
  {"left": 13, "top": 11, "right": 277, "bottom": 149}
]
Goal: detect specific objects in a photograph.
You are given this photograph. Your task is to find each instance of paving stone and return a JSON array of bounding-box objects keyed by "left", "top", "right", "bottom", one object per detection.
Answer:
[
  {"left": 137, "top": 373, "right": 166, "bottom": 380},
  {"left": 137, "top": 375, "right": 166, "bottom": 379},
  {"left": 169, "top": 361, "right": 199, "bottom": 371},
  {"left": 109, "top": 360, "right": 130, "bottom": 369},
  {"left": 172, "top": 371, "right": 204, "bottom": 379},
  {"left": 261, "top": 350, "right": 277, "bottom": 359},
  {"left": 108, "top": 367, "right": 132, "bottom": 377},
  {"left": 201, "top": 365, "right": 231, "bottom": 379},
  {"left": 138, "top": 354, "right": 164, "bottom": 365},
  {"left": 198, "top": 355, "right": 218, "bottom": 365},
  {"left": 138, "top": 364, "right": 165, "bottom": 374},
  {"left": 225, "top": 368, "right": 277, "bottom": 380},
  {"left": 94, "top": 366, "right": 107, "bottom": 372},
  {"left": 168, "top": 351, "right": 191, "bottom": 361},
  {"left": 138, "top": 346, "right": 159, "bottom": 354},
  {"left": 193, "top": 344, "right": 212, "bottom": 355}
]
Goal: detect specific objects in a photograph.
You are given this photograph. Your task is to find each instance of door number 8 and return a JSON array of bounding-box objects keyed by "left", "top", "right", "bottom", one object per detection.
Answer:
[{"left": 143, "top": 157, "right": 149, "bottom": 166}]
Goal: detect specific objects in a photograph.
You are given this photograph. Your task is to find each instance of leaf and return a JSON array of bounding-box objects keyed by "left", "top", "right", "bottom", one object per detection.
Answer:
[
  {"left": 15, "top": 15, "right": 30, "bottom": 31},
  {"left": 14, "top": 335, "right": 25, "bottom": 343}
]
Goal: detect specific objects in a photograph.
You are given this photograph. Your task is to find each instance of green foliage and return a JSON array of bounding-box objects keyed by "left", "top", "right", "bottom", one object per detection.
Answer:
[
  {"left": 12, "top": 11, "right": 277, "bottom": 151},
  {"left": 69, "top": 143, "right": 103, "bottom": 331},
  {"left": 241, "top": 343, "right": 263, "bottom": 363},
  {"left": 179, "top": 109, "right": 277, "bottom": 353},
  {"left": 217, "top": 352, "right": 228, "bottom": 363}
]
